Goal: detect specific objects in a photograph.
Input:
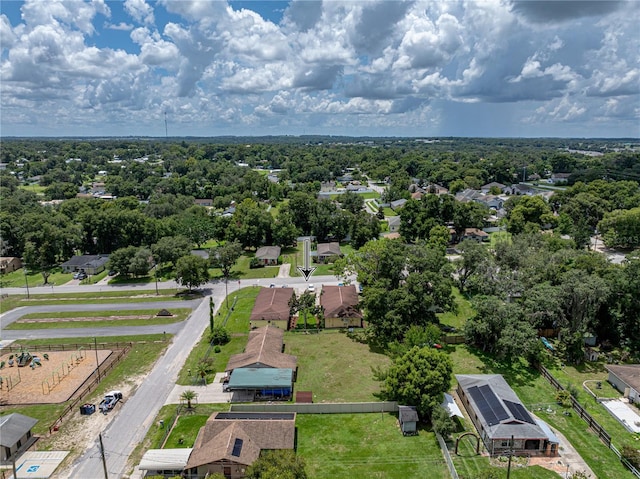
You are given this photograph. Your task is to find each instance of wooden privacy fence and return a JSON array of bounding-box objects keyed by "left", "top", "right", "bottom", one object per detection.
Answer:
[
  {"left": 537, "top": 364, "right": 639, "bottom": 478},
  {"left": 48, "top": 346, "right": 130, "bottom": 435}
]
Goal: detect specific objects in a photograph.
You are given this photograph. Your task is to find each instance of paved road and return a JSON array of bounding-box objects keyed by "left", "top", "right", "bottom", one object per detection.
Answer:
[{"left": 49, "top": 274, "right": 343, "bottom": 479}]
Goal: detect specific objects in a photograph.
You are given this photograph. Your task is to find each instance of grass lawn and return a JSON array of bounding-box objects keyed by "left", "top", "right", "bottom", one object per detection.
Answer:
[
  {"left": 288, "top": 241, "right": 343, "bottom": 277},
  {"left": 545, "top": 358, "right": 638, "bottom": 450},
  {"left": 437, "top": 287, "right": 474, "bottom": 330},
  {"left": 489, "top": 231, "right": 512, "bottom": 249},
  {"left": 453, "top": 432, "right": 561, "bottom": 479},
  {"left": 297, "top": 413, "right": 449, "bottom": 479},
  {"left": 208, "top": 255, "right": 279, "bottom": 281},
  {"left": 19, "top": 184, "right": 46, "bottom": 194},
  {"left": 284, "top": 330, "right": 391, "bottom": 402},
  {"left": 0, "top": 268, "right": 74, "bottom": 288},
  {"left": 0, "top": 289, "right": 187, "bottom": 314},
  {"left": 0, "top": 335, "right": 169, "bottom": 437},
  {"left": 447, "top": 345, "right": 636, "bottom": 479},
  {"left": 176, "top": 287, "right": 259, "bottom": 384},
  {"left": 383, "top": 207, "right": 397, "bottom": 216},
  {"left": 6, "top": 308, "right": 192, "bottom": 330}
]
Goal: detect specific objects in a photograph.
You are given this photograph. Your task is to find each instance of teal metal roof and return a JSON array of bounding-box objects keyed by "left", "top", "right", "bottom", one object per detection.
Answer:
[{"left": 228, "top": 368, "right": 293, "bottom": 389}]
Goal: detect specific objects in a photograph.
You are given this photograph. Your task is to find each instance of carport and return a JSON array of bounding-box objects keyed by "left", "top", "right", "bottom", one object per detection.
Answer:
[{"left": 226, "top": 368, "right": 293, "bottom": 400}]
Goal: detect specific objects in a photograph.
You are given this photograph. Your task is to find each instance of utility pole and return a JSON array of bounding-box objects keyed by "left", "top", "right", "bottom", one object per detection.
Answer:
[
  {"left": 94, "top": 337, "right": 100, "bottom": 381},
  {"left": 99, "top": 433, "right": 108, "bottom": 479},
  {"left": 24, "top": 267, "right": 30, "bottom": 299},
  {"left": 506, "top": 434, "right": 514, "bottom": 479}
]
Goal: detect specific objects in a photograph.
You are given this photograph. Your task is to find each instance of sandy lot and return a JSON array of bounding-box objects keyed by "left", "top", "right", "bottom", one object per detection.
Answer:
[{"left": 0, "top": 350, "right": 112, "bottom": 404}]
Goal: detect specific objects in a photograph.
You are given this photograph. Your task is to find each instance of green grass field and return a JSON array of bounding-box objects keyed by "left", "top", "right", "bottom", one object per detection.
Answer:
[
  {"left": 0, "top": 268, "right": 74, "bottom": 288},
  {"left": 489, "top": 231, "right": 512, "bottom": 249},
  {"left": 284, "top": 330, "right": 391, "bottom": 402},
  {"left": 6, "top": 308, "right": 192, "bottom": 330},
  {"left": 437, "top": 287, "right": 474, "bottom": 330},
  {"left": 297, "top": 413, "right": 449, "bottom": 479}
]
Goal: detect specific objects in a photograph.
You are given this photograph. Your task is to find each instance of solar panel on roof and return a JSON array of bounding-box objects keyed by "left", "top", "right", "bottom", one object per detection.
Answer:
[
  {"left": 467, "top": 385, "right": 510, "bottom": 426},
  {"left": 478, "top": 384, "right": 510, "bottom": 422},
  {"left": 231, "top": 438, "right": 243, "bottom": 457},
  {"left": 503, "top": 400, "right": 535, "bottom": 424}
]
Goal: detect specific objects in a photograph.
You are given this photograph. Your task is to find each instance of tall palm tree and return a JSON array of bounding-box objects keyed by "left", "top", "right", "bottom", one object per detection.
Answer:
[{"left": 180, "top": 389, "right": 197, "bottom": 409}]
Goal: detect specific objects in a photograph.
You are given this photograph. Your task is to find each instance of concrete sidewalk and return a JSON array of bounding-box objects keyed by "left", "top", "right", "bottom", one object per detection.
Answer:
[{"left": 165, "top": 373, "right": 232, "bottom": 405}]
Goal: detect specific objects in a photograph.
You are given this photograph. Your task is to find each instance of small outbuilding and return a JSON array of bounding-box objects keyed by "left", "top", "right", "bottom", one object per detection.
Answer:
[
  {"left": 0, "top": 413, "right": 38, "bottom": 462},
  {"left": 398, "top": 406, "right": 419, "bottom": 436}
]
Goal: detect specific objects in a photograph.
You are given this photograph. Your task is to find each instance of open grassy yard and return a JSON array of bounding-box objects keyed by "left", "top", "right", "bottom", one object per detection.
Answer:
[
  {"left": 447, "top": 345, "right": 636, "bottom": 479},
  {"left": 489, "top": 231, "right": 512, "bottom": 249},
  {"left": 297, "top": 413, "right": 449, "bottom": 479},
  {"left": 0, "top": 268, "right": 74, "bottom": 288},
  {"left": 284, "top": 330, "right": 391, "bottom": 402},
  {"left": 437, "top": 287, "right": 474, "bottom": 330}
]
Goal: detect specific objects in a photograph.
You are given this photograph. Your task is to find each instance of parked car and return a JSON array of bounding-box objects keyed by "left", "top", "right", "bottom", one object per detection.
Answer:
[
  {"left": 99, "top": 390, "right": 123, "bottom": 414},
  {"left": 78, "top": 272, "right": 87, "bottom": 280},
  {"left": 73, "top": 272, "right": 80, "bottom": 279}
]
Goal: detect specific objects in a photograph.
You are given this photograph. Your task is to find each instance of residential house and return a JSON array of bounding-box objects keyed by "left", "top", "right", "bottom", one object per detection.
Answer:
[
  {"left": 225, "top": 325, "right": 297, "bottom": 373},
  {"left": 549, "top": 173, "right": 571, "bottom": 184},
  {"left": 194, "top": 198, "right": 213, "bottom": 207},
  {"left": 606, "top": 364, "right": 640, "bottom": 403},
  {"left": 321, "top": 285, "right": 363, "bottom": 329},
  {"left": 462, "top": 228, "right": 489, "bottom": 242},
  {"left": 426, "top": 184, "right": 449, "bottom": 195},
  {"left": 457, "top": 375, "right": 559, "bottom": 456},
  {"left": 249, "top": 287, "right": 295, "bottom": 329},
  {"left": 475, "top": 195, "right": 504, "bottom": 211},
  {"left": 0, "top": 257, "right": 22, "bottom": 274},
  {"left": 60, "top": 254, "right": 109, "bottom": 275},
  {"left": 255, "top": 246, "right": 281, "bottom": 266},
  {"left": 0, "top": 413, "right": 38, "bottom": 462},
  {"left": 481, "top": 182, "right": 507, "bottom": 194},
  {"left": 504, "top": 184, "right": 535, "bottom": 196},
  {"left": 387, "top": 216, "right": 401, "bottom": 233},
  {"left": 411, "top": 190, "right": 425, "bottom": 200},
  {"left": 455, "top": 189, "right": 482, "bottom": 203},
  {"left": 183, "top": 412, "right": 297, "bottom": 479},
  {"left": 314, "top": 242, "right": 342, "bottom": 263},
  {"left": 398, "top": 406, "right": 418, "bottom": 436},
  {"left": 390, "top": 198, "right": 407, "bottom": 211}
]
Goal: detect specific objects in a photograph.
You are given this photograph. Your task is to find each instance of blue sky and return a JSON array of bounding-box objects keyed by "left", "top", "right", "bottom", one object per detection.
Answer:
[{"left": 1, "top": 0, "right": 638, "bottom": 138}]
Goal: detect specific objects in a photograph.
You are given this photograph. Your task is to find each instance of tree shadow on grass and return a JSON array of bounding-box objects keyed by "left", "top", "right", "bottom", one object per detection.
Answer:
[{"left": 466, "top": 345, "right": 539, "bottom": 388}]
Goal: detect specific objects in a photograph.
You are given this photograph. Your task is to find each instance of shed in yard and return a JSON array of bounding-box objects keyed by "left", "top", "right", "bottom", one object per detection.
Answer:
[
  {"left": 398, "top": 406, "right": 419, "bottom": 435},
  {"left": 0, "top": 413, "right": 38, "bottom": 462}
]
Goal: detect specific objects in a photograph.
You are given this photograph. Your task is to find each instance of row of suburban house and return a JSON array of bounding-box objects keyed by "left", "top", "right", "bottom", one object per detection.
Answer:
[{"left": 250, "top": 285, "right": 362, "bottom": 331}]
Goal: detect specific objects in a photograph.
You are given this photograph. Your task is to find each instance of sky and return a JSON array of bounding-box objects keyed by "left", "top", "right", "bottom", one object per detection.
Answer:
[{"left": 0, "top": 0, "right": 639, "bottom": 138}]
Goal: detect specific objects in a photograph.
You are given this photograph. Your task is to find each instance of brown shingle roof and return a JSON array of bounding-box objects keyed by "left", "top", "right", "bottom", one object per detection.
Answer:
[
  {"left": 225, "top": 325, "right": 297, "bottom": 371},
  {"left": 606, "top": 364, "right": 640, "bottom": 392},
  {"left": 320, "top": 285, "right": 362, "bottom": 319},
  {"left": 255, "top": 246, "right": 281, "bottom": 261},
  {"left": 186, "top": 412, "right": 295, "bottom": 469},
  {"left": 316, "top": 242, "right": 342, "bottom": 257},
  {"left": 250, "top": 287, "right": 294, "bottom": 321}
]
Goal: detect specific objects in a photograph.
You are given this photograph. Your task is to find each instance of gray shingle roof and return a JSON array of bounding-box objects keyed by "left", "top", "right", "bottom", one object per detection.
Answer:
[
  {"left": 0, "top": 413, "right": 38, "bottom": 447},
  {"left": 457, "top": 374, "right": 548, "bottom": 441}
]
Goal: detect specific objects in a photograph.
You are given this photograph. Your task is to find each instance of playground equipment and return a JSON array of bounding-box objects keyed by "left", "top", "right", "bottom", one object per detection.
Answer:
[{"left": 17, "top": 351, "right": 32, "bottom": 367}]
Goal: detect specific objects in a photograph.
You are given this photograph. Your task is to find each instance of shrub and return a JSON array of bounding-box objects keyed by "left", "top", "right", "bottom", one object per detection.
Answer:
[
  {"left": 209, "top": 326, "right": 230, "bottom": 345},
  {"left": 556, "top": 390, "right": 572, "bottom": 407},
  {"left": 622, "top": 445, "right": 640, "bottom": 468},
  {"left": 214, "top": 346, "right": 221, "bottom": 353}
]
